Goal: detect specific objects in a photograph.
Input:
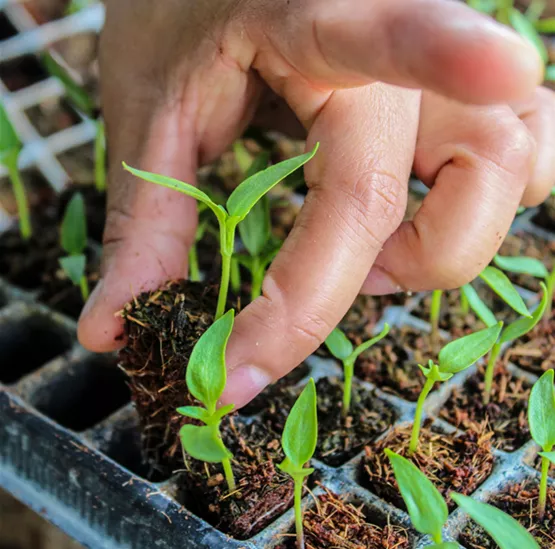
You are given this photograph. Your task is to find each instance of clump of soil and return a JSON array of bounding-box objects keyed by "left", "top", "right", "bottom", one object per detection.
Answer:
[
  {"left": 178, "top": 416, "right": 296, "bottom": 539},
  {"left": 118, "top": 280, "right": 218, "bottom": 471},
  {"left": 275, "top": 485, "right": 411, "bottom": 549},
  {"left": 356, "top": 326, "right": 438, "bottom": 402},
  {"left": 25, "top": 98, "right": 80, "bottom": 138},
  {"left": 459, "top": 479, "right": 555, "bottom": 549},
  {"left": 508, "top": 314, "right": 554, "bottom": 375},
  {"left": 440, "top": 363, "right": 531, "bottom": 452},
  {"left": 260, "top": 377, "right": 396, "bottom": 467},
  {"left": 361, "top": 422, "right": 495, "bottom": 510}
]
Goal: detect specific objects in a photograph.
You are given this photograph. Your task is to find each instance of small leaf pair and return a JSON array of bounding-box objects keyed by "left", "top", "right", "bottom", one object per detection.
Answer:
[{"left": 386, "top": 450, "right": 539, "bottom": 549}]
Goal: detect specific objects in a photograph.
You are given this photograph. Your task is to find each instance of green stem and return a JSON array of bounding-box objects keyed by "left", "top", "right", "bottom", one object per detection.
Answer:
[
  {"left": 483, "top": 342, "right": 501, "bottom": 404},
  {"left": 188, "top": 242, "right": 200, "bottom": 282},
  {"left": 409, "top": 375, "right": 435, "bottom": 455},
  {"left": 430, "top": 290, "right": 442, "bottom": 346},
  {"left": 216, "top": 253, "right": 231, "bottom": 319},
  {"left": 293, "top": 477, "right": 305, "bottom": 549},
  {"left": 545, "top": 266, "right": 555, "bottom": 325},
  {"left": 7, "top": 156, "right": 31, "bottom": 240},
  {"left": 250, "top": 256, "right": 264, "bottom": 301},
  {"left": 94, "top": 119, "right": 106, "bottom": 192},
  {"left": 460, "top": 290, "right": 469, "bottom": 316},
  {"left": 79, "top": 275, "right": 90, "bottom": 302},
  {"left": 539, "top": 449, "right": 552, "bottom": 520},
  {"left": 342, "top": 360, "right": 354, "bottom": 418},
  {"left": 221, "top": 457, "right": 236, "bottom": 493}
]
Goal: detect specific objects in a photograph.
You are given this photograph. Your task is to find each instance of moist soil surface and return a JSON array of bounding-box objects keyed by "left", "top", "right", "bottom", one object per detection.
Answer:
[
  {"left": 118, "top": 280, "right": 219, "bottom": 471},
  {"left": 459, "top": 479, "right": 555, "bottom": 549},
  {"left": 362, "top": 422, "right": 495, "bottom": 510},
  {"left": 260, "top": 377, "right": 396, "bottom": 467},
  {"left": 25, "top": 97, "right": 80, "bottom": 137},
  {"left": 177, "top": 416, "right": 296, "bottom": 540},
  {"left": 275, "top": 486, "right": 411, "bottom": 549},
  {"left": 355, "top": 325, "right": 438, "bottom": 402},
  {"left": 440, "top": 362, "right": 531, "bottom": 452}
]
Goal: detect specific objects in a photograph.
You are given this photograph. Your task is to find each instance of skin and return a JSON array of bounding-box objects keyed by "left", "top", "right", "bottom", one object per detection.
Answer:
[{"left": 78, "top": 0, "right": 555, "bottom": 409}]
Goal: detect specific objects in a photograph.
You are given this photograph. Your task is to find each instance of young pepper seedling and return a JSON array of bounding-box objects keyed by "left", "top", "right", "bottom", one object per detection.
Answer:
[
  {"left": 0, "top": 103, "right": 31, "bottom": 240},
  {"left": 59, "top": 192, "right": 90, "bottom": 301},
  {"left": 177, "top": 310, "right": 237, "bottom": 492},
  {"left": 124, "top": 143, "right": 319, "bottom": 319},
  {"left": 409, "top": 322, "right": 502, "bottom": 455},
  {"left": 528, "top": 369, "right": 555, "bottom": 520},
  {"left": 278, "top": 378, "right": 318, "bottom": 549},
  {"left": 324, "top": 324, "right": 390, "bottom": 417},
  {"left": 386, "top": 449, "right": 539, "bottom": 549}
]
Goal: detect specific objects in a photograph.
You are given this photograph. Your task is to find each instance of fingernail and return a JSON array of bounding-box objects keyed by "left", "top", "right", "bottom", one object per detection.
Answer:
[
  {"left": 79, "top": 278, "right": 104, "bottom": 321},
  {"left": 220, "top": 365, "right": 273, "bottom": 409},
  {"left": 361, "top": 266, "right": 403, "bottom": 295}
]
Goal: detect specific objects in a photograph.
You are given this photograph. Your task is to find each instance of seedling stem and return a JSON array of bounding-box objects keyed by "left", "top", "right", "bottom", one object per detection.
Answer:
[
  {"left": 409, "top": 367, "right": 437, "bottom": 455},
  {"left": 5, "top": 151, "right": 31, "bottom": 240},
  {"left": 293, "top": 474, "right": 304, "bottom": 549},
  {"left": 539, "top": 448, "right": 552, "bottom": 520},
  {"left": 94, "top": 120, "right": 106, "bottom": 192},
  {"left": 80, "top": 275, "right": 90, "bottom": 301},
  {"left": 222, "top": 456, "right": 236, "bottom": 493},
  {"left": 460, "top": 290, "right": 469, "bottom": 315},
  {"left": 483, "top": 342, "right": 502, "bottom": 404},
  {"left": 188, "top": 244, "right": 200, "bottom": 282}
]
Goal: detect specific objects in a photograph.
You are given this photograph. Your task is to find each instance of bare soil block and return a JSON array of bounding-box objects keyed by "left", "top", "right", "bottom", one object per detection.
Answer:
[
  {"left": 440, "top": 363, "right": 531, "bottom": 452},
  {"left": 498, "top": 231, "right": 554, "bottom": 292},
  {"left": 0, "top": 54, "right": 48, "bottom": 92},
  {"left": 532, "top": 194, "right": 555, "bottom": 232},
  {"left": 275, "top": 486, "right": 412, "bottom": 549},
  {"left": 260, "top": 377, "right": 397, "bottom": 467},
  {"left": 177, "top": 416, "right": 296, "bottom": 539},
  {"left": 25, "top": 97, "right": 80, "bottom": 137},
  {"left": 355, "top": 325, "right": 439, "bottom": 402},
  {"left": 57, "top": 143, "right": 95, "bottom": 187},
  {"left": 58, "top": 184, "right": 106, "bottom": 243},
  {"left": 118, "top": 280, "right": 218, "bottom": 472},
  {"left": 24, "top": 0, "right": 71, "bottom": 24},
  {"left": 508, "top": 314, "right": 554, "bottom": 375},
  {"left": 361, "top": 423, "right": 495, "bottom": 510},
  {"left": 459, "top": 479, "right": 555, "bottom": 549}
]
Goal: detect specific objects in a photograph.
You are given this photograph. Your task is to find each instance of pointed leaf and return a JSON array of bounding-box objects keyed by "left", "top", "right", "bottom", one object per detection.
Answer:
[
  {"left": 176, "top": 406, "right": 210, "bottom": 422},
  {"left": 528, "top": 369, "right": 555, "bottom": 450},
  {"left": 350, "top": 324, "right": 390, "bottom": 361},
  {"left": 281, "top": 379, "right": 318, "bottom": 470},
  {"left": 499, "top": 282, "right": 548, "bottom": 344},
  {"left": 278, "top": 458, "right": 315, "bottom": 479},
  {"left": 227, "top": 143, "right": 318, "bottom": 221},
  {"left": 324, "top": 328, "right": 354, "bottom": 361},
  {"left": 438, "top": 322, "right": 502, "bottom": 374},
  {"left": 186, "top": 310, "right": 234, "bottom": 413},
  {"left": 539, "top": 452, "right": 555, "bottom": 465},
  {"left": 385, "top": 450, "right": 447, "bottom": 540},
  {"left": 0, "top": 102, "right": 21, "bottom": 166},
  {"left": 179, "top": 424, "right": 232, "bottom": 463},
  {"left": 60, "top": 192, "right": 87, "bottom": 255},
  {"left": 509, "top": 8, "right": 549, "bottom": 63},
  {"left": 451, "top": 493, "right": 539, "bottom": 549},
  {"left": 494, "top": 255, "right": 548, "bottom": 279},
  {"left": 59, "top": 255, "right": 86, "bottom": 286},
  {"left": 211, "top": 403, "right": 235, "bottom": 423},
  {"left": 461, "top": 284, "right": 497, "bottom": 327},
  {"left": 479, "top": 266, "right": 530, "bottom": 317},
  {"left": 239, "top": 195, "right": 270, "bottom": 257}
]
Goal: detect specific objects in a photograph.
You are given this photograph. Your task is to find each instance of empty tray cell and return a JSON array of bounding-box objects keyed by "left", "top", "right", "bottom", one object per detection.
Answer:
[
  {"left": 57, "top": 143, "right": 94, "bottom": 185},
  {"left": 25, "top": 97, "right": 81, "bottom": 138},
  {"left": 0, "top": 12, "right": 18, "bottom": 40},
  {"left": 0, "top": 312, "right": 73, "bottom": 384},
  {"left": 0, "top": 54, "right": 48, "bottom": 92},
  {"left": 33, "top": 355, "right": 130, "bottom": 431},
  {"left": 0, "top": 288, "right": 7, "bottom": 310}
]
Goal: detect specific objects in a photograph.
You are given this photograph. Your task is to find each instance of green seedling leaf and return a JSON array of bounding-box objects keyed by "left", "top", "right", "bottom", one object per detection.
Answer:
[
  {"left": 324, "top": 328, "right": 354, "bottom": 361},
  {"left": 179, "top": 424, "right": 232, "bottom": 462},
  {"left": 429, "top": 544, "right": 459, "bottom": 549},
  {"left": 539, "top": 451, "right": 555, "bottom": 464},
  {"left": 509, "top": 8, "right": 549, "bottom": 63},
  {"left": 438, "top": 322, "right": 503, "bottom": 374},
  {"left": 239, "top": 195, "right": 270, "bottom": 257},
  {"left": 350, "top": 324, "right": 390, "bottom": 361},
  {"left": 467, "top": 0, "right": 497, "bottom": 14},
  {"left": 0, "top": 102, "right": 21, "bottom": 166},
  {"left": 528, "top": 369, "right": 555, "bottom": 450},
  {"left": 385, "top": 450, "right": 447, "bottom": 542},
  {"left": 227, "top": 143, "right": 319, "bottom": 221},
  {"left": 494, "top": 255, "right": 549, "bottom": 279},
  {"left": 41, "top": 53, "right": 95, "bottom": 117},
  {"left": 419, "top": 362, "right": 453, "bottom": 382},
  {"left": 59, "top": 254, "right": 86, "bottom": 286},
  {"left": 535, "top": 17, "right": 555, "bottom": 33},
  {"left": 123, "top": 163, "right": 226, "bottom": 223},
  {"left": 461, "top": 284, "right": 497, "bottom": 327},
  {"left": 479, "top": 266, "right": 531, "bottom": 318},
  {"left": 451, "top": 493, "right": 539, "bottom": 549},
  {"left": 280, "top": 379, "right": 318, "bottom": 470},
  {"left": 176, "top": 406, "right": 211, "bottom": 422},
  {"left": 61, "top": 192, "right": 87, "bottom": 255},
  {"left": 546, "top": 65, "right": 555, "bottom": 81},
  {"left": 186, "top": 310, "right": 234, "bottom": 414},
  {"left": 499, "top": 283, "right": 548, "bottom": 345}
]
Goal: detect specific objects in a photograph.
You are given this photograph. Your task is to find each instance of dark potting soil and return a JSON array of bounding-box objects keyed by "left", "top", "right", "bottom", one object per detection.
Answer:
[
  {"left": 275, "top": 486, "right": 411, "bottom": 549},
  {"left": 459, "top": 479, "right": 555, "bottom": 549},
  {"left": 440, "top": 363, "right": 531, "bottom": 452},
  {"left": 0, "top": 54, "right": 48, "bottom": 92},
  {"left": 355, "top": 325, "right": 438, "bottom": 402},
  {"left": 177, "top": 416, "right": 296, "bottom": 539},
  {"left": 532, "top": 195, "right": 555, "bottom": 233},
  {"left": 118, "top": 280, "right": 219, "bottom": 471},
  {"left": 260, "top": 377, "right": 396, "bottom": 467},
  {"left": 25, "top": 98, "right": 80, "bottom": 138},
  {"left": 58, "top": 185, "right": 106, "bottom": 243},
  {"left": 361, "top": 422, "right": 495, "bottom": 511}
]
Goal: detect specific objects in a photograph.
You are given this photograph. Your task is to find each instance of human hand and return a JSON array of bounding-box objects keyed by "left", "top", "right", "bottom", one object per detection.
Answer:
[{"left": 78, "top": 0, "right": 555, "bottom": 408}]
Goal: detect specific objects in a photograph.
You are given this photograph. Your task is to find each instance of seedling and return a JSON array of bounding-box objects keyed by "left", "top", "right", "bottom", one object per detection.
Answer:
[
  {"left": 59, "top": 192, "right": 89, "bottom": 301},
  {"left": 528, "top": 369, "right": 555, "bottom": 519},
  {"left": 66, "top": 0, "right": 95, "bottom": 15},
  {"left": 124, "top": 144, "right": 319, "bottom": 319},
  {"left": 278, "top": 379, "right": 318, "bottom": 549},
  {"left": 409, "top": 322, "right": 502, "bottom": 455},
  {"left": 177, "top": 310, "right": 237, "bottom": 492},
  {"left": 324, "top": 324, "right": 390, "bottom": 417},
  {"left": 0, "top": 102, "right": 31, "bottom": 240},
  {"left": 386, "top": 450, "right": 539, "bottom": 549},
  {"left": 494, "top": 254, "right": 555, "bottom": 323}
]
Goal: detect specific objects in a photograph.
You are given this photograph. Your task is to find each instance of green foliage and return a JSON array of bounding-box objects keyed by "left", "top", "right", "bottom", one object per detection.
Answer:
[
  {"left": 546, "top": 65, "right": 555, "bottom": 81},
  {"left": 494, "top": 255, "right": 549, "bottom": 279},
  {"left": 509, "top": 8, "right": 549, "bottom": 62},
  {"left": 179, "top": 424, "right": 232, "bottom": 463},
  {"left": 59, "top": 255, "right": 86, "bottom": 286},
  {"left": 479, "top": 266, "right": 530, "bottom": 318},
  {"left": 60, "top": 193, "right": 87, "bottom": 255},
  {"left": 467, "top": 0, "right": 497, "bottom": 14},
  {"left": 429, "top": 544, "right": 459, "bottom": 549},
  {"left": 539, "top": 451, "right": 555, "bottom": 464},
  {"left": 66, "top": 0, "right": 95, "bottom": 15},
  {"left": 325, "top": 328, "right": 354, "bottom": 361},
  {"left": 451, "top": 493, "right": 539, "bottom": 549},
  {"left": 0, "top": 102, "right": 21, "bottom": 164},
  {"left": 461, "top": 284, "right": 497, "bottom": 327},
  {"left": 528, "top": 369, "right": 555, "bottom": 451},
  {"left": 535, "top": 17, "right": 555, "bottom": 32}
]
